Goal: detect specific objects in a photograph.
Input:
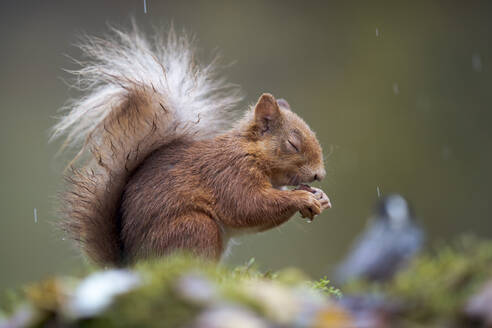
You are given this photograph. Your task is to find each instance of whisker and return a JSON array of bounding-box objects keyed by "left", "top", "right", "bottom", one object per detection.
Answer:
[{"left": 323, "top": 144, "right": 336, "bottom": 162}]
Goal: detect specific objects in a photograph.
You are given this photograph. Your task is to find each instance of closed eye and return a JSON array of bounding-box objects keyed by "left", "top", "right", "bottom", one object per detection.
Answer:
[{"left": 288, "top": 140, "right": 299, "bottom": 152}]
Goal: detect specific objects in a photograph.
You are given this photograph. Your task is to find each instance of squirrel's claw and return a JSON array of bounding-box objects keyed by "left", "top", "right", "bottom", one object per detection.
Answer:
[
  {"left": 312, "top": 188, "right": 332, "bottom": 209},
  {"left": 297, "top": 185, "right": 331, "bottom": 221}
]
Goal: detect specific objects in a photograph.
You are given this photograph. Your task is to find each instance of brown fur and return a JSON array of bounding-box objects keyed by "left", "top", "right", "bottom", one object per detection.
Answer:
[{"left": 61, "top": 93, "right": 327, "bottom": 266}]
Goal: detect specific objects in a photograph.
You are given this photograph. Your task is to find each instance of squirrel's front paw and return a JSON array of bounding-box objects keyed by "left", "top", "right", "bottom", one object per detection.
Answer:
[
  {"left": 310, "top": 187, "right": 332, "bottom": 210},
  {"left": 295, "top": 191, "right": 322, "bottom": 221}
]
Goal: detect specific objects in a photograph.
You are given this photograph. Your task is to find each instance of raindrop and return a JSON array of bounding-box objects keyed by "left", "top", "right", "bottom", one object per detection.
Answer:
[
  {"left": 392, "top": 83, "right": 400, "bottom": 95},
  {"left": 34, "top": 208, "right": 38, "bottom": 223},
  {"left": 441, "top": 146, "right": 452, "bottom": 160},
  {"left": 472, "top": 53, "right": 482, "bottom": 72}
]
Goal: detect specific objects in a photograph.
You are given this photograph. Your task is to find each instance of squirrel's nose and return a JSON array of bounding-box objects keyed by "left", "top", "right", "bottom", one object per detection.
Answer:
[{"left": 314, "top": 169, "right": 326, "bottom": 181}]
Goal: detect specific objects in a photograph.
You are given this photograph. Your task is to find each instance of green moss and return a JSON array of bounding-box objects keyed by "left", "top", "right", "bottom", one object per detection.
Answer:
[
  {"left": 5, "top": 237, "right": 492, "bottom": 327},
  {"left": 392, "top": 237, "right": 492, "bottom": 323},
  {"left": 1, "top": 254, "right": 340, "bottom": 328},
  {"left": 309, "top": 277, "right": 342, "bottom": 298},
  {"left": 346, "top": 236, "right": 492, "bottom": 326},
  {"left": 0, "top": 288, "right": 23, "bottom": 316},
  {"left": 89, "top": 255, "right": 218, "bottom": 328}
]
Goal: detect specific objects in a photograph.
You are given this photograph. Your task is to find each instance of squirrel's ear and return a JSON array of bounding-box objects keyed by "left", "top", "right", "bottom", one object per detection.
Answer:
[
  {"left": 254, "top": 93, "right": 281, "bottom": 134},
  {"left": 276, "top": 98, "right": 291, "bottom": 111}
]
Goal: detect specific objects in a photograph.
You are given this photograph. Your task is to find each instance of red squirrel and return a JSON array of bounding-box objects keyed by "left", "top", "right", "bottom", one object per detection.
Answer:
[{"left": 53, "top": 25, "right": 331, "bottom": 266}]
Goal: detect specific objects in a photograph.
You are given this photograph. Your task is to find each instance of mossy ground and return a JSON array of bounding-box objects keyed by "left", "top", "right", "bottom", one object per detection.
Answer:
[
  {"left": 3, "top": 238, "right": 492, "bottom": 327},
  {"left": 345, "top": 236, "right": 492, "bottom": 327},
  {"left": 0, "top": 255, "right": 342, "bottom": 328}
]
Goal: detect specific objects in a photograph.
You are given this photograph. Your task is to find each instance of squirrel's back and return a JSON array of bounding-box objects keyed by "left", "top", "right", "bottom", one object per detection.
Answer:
[{"left": 52, "top": 25, "right": 242, "bottom": 266}]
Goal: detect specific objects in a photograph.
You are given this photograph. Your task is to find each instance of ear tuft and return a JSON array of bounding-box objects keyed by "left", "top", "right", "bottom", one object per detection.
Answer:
[
  {"left": 276, "top": 98, "right": 291, "bottom": 110},
  {"left": 254, "top": 93, "right": 281, "bottom": 134}
]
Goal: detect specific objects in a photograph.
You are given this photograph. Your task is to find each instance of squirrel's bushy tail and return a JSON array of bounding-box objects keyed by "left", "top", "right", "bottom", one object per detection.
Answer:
[{"left": 52, "top": 24, "right": 242, "bottom": 266}]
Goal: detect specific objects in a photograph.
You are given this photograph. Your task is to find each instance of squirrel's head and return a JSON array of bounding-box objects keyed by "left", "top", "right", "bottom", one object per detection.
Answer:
[{"left": 242, "top": 93, "right": 325, "bottom": 188}]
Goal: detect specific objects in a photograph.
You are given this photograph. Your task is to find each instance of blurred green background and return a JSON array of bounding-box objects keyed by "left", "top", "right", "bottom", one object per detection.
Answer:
[{"left": 1, "top": 1, "right": 491, "bottom": 290}]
